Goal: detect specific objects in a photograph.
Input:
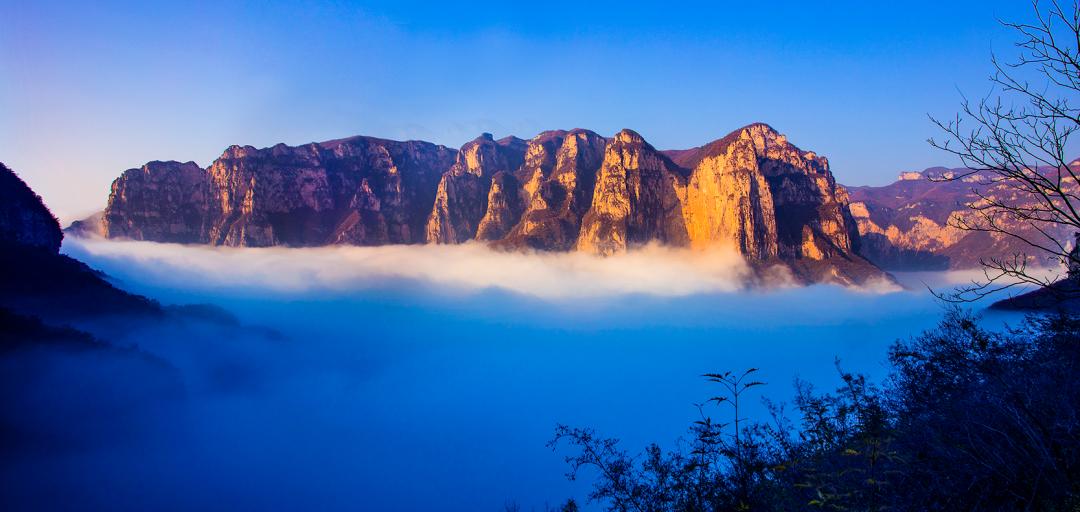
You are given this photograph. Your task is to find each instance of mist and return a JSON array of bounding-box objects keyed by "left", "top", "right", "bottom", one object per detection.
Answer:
[
  {"left": 63, "top": 237, "right": 762, "bottom": 300},
  {"left": 2, "top": 239, "right": 1023, "bottom": 511}
]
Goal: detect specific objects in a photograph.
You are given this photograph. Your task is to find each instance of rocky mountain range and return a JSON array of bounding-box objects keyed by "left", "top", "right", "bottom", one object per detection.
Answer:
[
  {"left": 78, "top": 123, "right": 1080, "bottom": 282},
  {"left": 79, "top": 124, "right": 884, "bottom": 286}
]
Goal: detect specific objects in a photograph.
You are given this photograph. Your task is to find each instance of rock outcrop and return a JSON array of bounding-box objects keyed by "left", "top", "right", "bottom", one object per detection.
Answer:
[
  {"left": 86, "top": 124, "right": 888, "bottom": 285},
  {"left": 66, "top": 210, "right": 104, "bottom": 237},
  {"left": 425, "top": 133, "right": 527, "bottom": 243},
  {"left": 668, "top": 124, "right": 868, "bottom": 283},
  {"left": 577, "top": 129, "right": 689, "bottom": 254},
  {"left": 100, "top": 137, "right": 456, "bottom": 247},
  {"left": 672, "top": 124, "right": 859, "bottom": 264},
  {"left": 495, "top": 129, "right": 608, "bottom": 250},
  {"left": 103, "top": 161, "right": 210, "bottom": 243}
]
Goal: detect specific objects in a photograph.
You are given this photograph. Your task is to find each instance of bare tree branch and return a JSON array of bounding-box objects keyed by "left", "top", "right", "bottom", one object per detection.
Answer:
[{"left": 928, "top": 0, "right": 1080, "bottom": 303}]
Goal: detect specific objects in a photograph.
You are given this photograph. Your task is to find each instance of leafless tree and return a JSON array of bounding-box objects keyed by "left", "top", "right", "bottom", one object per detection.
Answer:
[{"left": 929, "top": 0, "right": 1080, "bottom": 301}]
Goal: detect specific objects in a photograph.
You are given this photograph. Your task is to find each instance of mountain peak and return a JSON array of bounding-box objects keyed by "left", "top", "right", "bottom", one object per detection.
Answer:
[
  {"left": 664, "top": 123, "right": 806, "bottom": 170},
  {"left": 741, "top": 122, "right": 779, "bottom": 134},
  {"left": 467, "top": 132, "right": 525, "bottom": 149},
  {"left": 613, "top": 128, "right": 645, "bottom": 144},
  {"left": 496, "top": 135, "right": 524, "bottom": 146}
]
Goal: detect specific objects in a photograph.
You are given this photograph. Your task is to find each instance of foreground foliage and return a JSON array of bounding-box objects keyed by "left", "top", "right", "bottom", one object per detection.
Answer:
[{"left": 551, "top": 310, "right": 1080, "bottom": 511}]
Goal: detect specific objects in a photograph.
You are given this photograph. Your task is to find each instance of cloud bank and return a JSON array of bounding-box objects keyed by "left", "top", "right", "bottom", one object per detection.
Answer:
[
  {"left": 63, "top": 237, "right": 766, "bottom": 300},
  {"left": 17, "top": 239, "right": 992, "bottom": 512}
]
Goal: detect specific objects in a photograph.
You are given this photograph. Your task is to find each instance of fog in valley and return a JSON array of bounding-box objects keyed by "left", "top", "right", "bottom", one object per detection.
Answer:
[{"left": 1, "top": 238, "right": 1024, "bottom": 511}]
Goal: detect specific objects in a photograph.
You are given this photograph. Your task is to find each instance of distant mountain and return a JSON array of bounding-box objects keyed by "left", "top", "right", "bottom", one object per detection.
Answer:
[
  {"left": 847, "top": 163, "right": 1079, "bottom": 270},
  {"left": 76, "top": 124, "right": 886, "bottom": 286}
]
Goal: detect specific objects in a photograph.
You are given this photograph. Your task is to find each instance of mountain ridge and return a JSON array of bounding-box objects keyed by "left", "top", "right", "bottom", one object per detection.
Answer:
[
  {"left": 848, "top": 162, "right": 1080, "bottom": 271},
  {"left": 74, "top": 124, "right": 889, "bottom": 286}
]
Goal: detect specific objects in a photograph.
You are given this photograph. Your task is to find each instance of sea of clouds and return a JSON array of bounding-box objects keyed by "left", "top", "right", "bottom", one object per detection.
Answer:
[
  {"left": 0, "top": 236, "right": 1028, "bottom": 511},
  {"left": 59, "top": 237, "right": 922, "bottom": 300},
  {"left": 65, "top": 237, "right": 763, "bottom": 298}
]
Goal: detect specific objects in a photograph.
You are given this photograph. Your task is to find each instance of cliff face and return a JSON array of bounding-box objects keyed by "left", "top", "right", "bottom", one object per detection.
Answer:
[
  {"left": 90, "top": 124, "right": 886, "bottom": 285},
  {"left": 210, "top": 137, "right": 456, "bottom": 247},
  {"left": 102, "top": 137, "right": 456, "bottom": 247},
  {"left": 847, "top": 165, "right": 1077, "bottom": 270},
  {"left": 425, "top": 133, "right": 527, "bottom": 244},
  {"left": 499, "top": 129, "right": 608, "bottom": 250},
  {"left": 104, "top": 161, "right": 210, "bottom": 243},
  {"left": 679, "top": 128, "right": 778, "bottom": 259},
  {"left": 668, "top": 123, "right": 867, "bottom": 282},
  {"left": 0, "top": 162, "right": 63, "bottom": 252},
  {"left": 577, "top": 129, "right": 689, "bottom": 254}
]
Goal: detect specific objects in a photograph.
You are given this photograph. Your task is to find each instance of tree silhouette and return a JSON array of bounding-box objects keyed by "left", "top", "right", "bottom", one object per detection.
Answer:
[{"left": 930, "top": 0, "right": 1080, "bottom": 301}]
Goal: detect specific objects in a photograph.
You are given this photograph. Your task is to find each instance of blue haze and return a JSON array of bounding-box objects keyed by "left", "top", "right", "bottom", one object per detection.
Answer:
[{"left": 0, "top": 240, "right": 1023, "bottom": 511}]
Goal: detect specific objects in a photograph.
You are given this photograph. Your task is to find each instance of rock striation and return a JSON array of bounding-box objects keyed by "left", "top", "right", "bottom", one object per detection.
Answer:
[
  {"left": 491, "top": 129, "right": 608, "bottom": 250},
  {"left": 102, "top": 137, "right": 456, "bottom": 247},
  {"left": 669, "top": 123, "right": 860, "bottom": 269},
  {"left": 103, "top": 160, "right": 209, "bottom": 243},
  {"left": 426, "top": 133, "right": 527, "bottom": 244},
  {"left": 577, "top": 129, "right": 688, "bottom": 254},
  {"left": 87, "top": 124, "right": 887, "bottom": 285}
]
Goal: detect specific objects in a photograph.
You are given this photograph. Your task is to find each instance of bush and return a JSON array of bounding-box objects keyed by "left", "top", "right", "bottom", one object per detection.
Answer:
[{"left": 550, "top": 309, "right": 1080, "bottom": 511}]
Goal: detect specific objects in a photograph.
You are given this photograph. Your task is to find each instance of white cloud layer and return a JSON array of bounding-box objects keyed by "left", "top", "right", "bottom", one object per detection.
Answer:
[{"left": 64, "top": 237, "right": 766, "bottom": 300}]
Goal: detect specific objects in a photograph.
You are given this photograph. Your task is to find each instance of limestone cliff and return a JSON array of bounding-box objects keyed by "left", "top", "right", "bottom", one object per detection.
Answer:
[
  {"left": 474, "top": 171, "right": 525, "bottom": 241},
  {"left": 678, "top": 127, "right": 778, "bottom": 259},
  {"left": 89, "top": 124, "right": 888, "bottom": 285},
  {"left": 577, "top": 129, "right": 689, "bottom": 254},
  {"left": 101, "top": 137, "right": 456, "bottom": 247},
  {"left": 425, "top": 133, "right": 526, "bottom": 243},
  {"left": 213, "top": 137, "right": 456, "bottom": 247},
  {"left": 103, "top": 161, "right": 210, "bottom": 243},
  {"left": 497, "top": 129, "right": 608, "bottom": 250},
  {"left": 666, "top": 123, "right": 870, "bottom": 283}
]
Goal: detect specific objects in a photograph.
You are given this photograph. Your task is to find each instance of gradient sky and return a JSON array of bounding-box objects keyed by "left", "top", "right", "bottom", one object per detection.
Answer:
[{"left": 0, "top": 0, "right": 1066, "bottom": 222}]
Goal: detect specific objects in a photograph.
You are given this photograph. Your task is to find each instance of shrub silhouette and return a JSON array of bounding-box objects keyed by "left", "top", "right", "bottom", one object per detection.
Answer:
[{"left": 551, "top": 309, "right": 1080, "bottom": 511}]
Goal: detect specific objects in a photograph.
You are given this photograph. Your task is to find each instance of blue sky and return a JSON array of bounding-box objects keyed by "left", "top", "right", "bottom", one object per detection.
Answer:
[{"left": 0, "top": 0, "right": 1059, "bottom": 221}]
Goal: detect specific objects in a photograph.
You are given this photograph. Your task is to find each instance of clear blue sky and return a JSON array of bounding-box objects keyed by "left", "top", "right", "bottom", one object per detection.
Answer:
[{"left": 0, "top": 0, "right": 1060, "bottom": 221}]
